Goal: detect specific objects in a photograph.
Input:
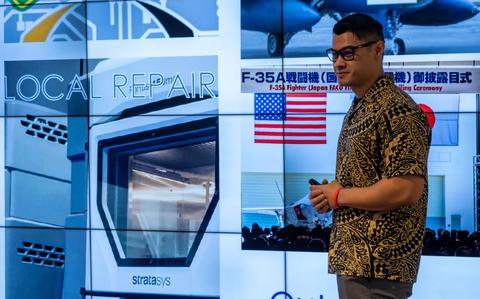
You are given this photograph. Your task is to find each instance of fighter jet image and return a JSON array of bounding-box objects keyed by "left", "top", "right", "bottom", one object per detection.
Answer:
[{"left": 241, "top": 0, "right": 480, "bottom": 56}]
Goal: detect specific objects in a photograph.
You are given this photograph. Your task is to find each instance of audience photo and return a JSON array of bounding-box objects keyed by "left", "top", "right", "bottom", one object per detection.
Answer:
[{"left": 242, "top": 223, "right": 480, "bottom": 257}]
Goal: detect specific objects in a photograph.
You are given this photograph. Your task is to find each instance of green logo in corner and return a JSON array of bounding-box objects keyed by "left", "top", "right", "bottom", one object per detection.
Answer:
[{"left": 8, "top": 0, "right": 39, "bottom": 11}]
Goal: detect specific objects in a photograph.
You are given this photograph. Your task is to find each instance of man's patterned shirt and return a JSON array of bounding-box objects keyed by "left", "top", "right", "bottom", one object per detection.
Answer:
[{"left": 328, "top": 76, "right": 431, "bottom": 283}]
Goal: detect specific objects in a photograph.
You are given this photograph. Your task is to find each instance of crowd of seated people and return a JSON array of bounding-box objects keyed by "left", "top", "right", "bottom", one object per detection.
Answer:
[
  {"left": 242, "top": 223, "right": 480, "bottom": 256},
  {"left": 422, "top": 228, "right": 480, "bottom": 257},
  {"left": 242, "top": 223, "right": 330, "bottom": 252}
]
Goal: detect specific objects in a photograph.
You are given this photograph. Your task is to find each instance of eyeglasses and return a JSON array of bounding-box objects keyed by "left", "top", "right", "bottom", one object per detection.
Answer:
[{"left": 326, "top": 40, "right": 380, "bottom": 62}]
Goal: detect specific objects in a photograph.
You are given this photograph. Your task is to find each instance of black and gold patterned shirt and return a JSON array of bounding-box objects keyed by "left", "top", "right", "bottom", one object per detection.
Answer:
[{"left": 328, "top": 76, "right": 431, "bottom": 283}]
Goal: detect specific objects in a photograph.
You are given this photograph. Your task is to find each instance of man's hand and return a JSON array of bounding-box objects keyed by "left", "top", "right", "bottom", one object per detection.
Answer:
[
  {"left": 309, "top": 178, "right": 329, "bottom": 213},
  {"left": 309, "top": 180, "right": 343, "bottom": 213}
]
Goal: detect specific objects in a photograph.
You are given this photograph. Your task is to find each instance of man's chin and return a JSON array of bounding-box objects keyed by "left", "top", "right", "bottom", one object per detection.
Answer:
[
  {"left": 337, "top": 79, "right": 350, "bottom": 87},
  {"left": 336, "top": 74, "right": 351, "bottom": 86}
]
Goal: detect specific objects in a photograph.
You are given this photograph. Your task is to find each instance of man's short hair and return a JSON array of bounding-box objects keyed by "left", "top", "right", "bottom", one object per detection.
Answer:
[{"left": 333, "top": 13, "right": 384, "bottom": 41}]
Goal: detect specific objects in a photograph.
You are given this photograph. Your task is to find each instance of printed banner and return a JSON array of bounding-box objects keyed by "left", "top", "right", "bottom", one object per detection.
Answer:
[{"left": 241, "top": 68, "right": 480, "bottom": 94}]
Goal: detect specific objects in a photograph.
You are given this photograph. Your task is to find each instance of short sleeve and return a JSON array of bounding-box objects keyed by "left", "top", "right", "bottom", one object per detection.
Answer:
[{"left": 380, "top": 103, "right": 431, "bottom": 180}]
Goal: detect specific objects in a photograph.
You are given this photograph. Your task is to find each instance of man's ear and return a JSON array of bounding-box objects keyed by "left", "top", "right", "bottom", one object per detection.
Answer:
[{"left": 375, "top": 41, "right": 385, "bottom": 58}]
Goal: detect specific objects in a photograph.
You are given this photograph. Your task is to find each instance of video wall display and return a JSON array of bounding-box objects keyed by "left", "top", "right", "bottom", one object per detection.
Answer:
[{"left": 1, "top": 1, "right": 480, "bottom": 299}]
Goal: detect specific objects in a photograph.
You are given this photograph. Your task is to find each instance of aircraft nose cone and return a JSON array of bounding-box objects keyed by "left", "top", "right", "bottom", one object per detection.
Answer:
[
  {"left": 283, "top": 2, "right": 321, "bottom": 32},
  {"left": 472, "top": 5, "right": 480, "bottom": 16},
  {"left": 290, "top": 3, "right": 321, "bottom": 23},
  {"left": 301, "top": 6, "right": 322, "bottom": 27},
  {"left": 305, "top": 7, "right": 321, "bottom": 21}
]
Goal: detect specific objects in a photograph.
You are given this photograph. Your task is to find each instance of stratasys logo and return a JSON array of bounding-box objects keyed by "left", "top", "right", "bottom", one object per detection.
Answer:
[
  {"left": 132, "top": 275, "right": 171, "bottom": 287},
  {"left": 271, "top": 291, "right": 324, "bottom": 299}
]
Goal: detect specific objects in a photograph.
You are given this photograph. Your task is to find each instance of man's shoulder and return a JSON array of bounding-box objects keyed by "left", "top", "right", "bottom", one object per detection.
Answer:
[
  {"left": 375, "top": 84, "right": 431, "bottom": 137},
  {"left": 378, "top": 83, "right": 424, "bottom": 116}
]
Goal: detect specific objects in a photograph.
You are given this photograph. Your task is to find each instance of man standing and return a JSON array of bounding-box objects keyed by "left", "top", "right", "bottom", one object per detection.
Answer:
[{"left": 309, "top": 14, "right": 431, "bottom": 299}]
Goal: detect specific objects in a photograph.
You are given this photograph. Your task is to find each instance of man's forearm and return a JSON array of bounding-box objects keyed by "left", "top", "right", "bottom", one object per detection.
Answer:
[{"left": 336, "top": 175, "right": 425, "bottom": 212}]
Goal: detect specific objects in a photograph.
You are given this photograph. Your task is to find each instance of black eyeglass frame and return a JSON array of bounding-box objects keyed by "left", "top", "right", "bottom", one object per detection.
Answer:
[{"left": 326, "top": 40, "right": 380, "bottom": 62}]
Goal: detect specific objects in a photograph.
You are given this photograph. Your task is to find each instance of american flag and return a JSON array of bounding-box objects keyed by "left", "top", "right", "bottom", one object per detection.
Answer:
[{"left": 254, "top": 93, "right": 327, "bottom": 144}]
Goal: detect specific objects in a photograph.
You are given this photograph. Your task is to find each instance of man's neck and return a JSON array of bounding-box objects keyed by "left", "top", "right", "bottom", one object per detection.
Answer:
[{"left": 352, "top": 71, "right": 385, "bottom": 99}]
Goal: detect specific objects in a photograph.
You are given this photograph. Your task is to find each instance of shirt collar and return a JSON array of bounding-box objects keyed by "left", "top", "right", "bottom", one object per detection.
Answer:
[{"left": 347, "top": 76, "right": 393, "bottom": 121}]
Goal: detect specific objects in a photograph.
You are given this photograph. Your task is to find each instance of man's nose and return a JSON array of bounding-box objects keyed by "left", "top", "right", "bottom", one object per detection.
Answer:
[{"left": 333, "top": 55, "right": 346, "bottom": 68}]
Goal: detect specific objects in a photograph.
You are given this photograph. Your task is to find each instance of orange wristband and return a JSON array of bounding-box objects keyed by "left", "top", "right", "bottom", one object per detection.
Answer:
[{"left": 333, "top": 187, "right": 342, "bottom": 209}]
